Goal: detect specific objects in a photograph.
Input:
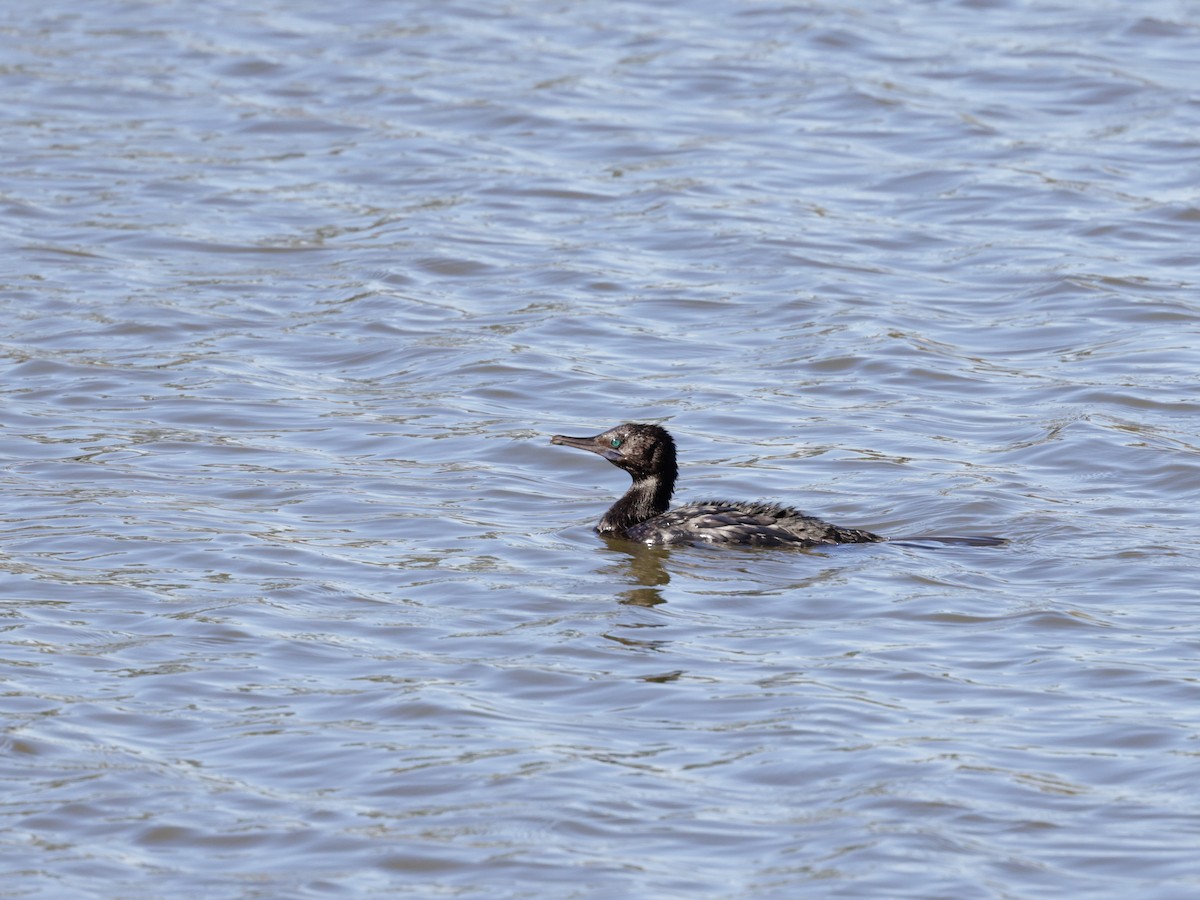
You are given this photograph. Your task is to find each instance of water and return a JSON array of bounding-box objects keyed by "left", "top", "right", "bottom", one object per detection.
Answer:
[{"left": 2, "top": 0, "right": 1199, "bottom": 896}]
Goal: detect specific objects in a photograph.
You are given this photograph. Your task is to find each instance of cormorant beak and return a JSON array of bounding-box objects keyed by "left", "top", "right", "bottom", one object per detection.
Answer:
[{"left": 551, "top": 433, "right": 623, "bottom": 462}]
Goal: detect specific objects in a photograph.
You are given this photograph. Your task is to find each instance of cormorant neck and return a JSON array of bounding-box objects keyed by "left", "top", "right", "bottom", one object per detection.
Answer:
[{"left": 598, "top": 474, "right": 674, "bottom": 535}]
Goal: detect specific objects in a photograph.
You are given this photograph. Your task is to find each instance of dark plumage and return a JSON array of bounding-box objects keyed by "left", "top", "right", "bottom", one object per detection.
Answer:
[{"left": 550, "top": 423, "right": 882, "bottom": 547}]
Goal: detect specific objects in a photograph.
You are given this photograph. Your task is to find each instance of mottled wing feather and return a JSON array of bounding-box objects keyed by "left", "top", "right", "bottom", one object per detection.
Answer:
[{"left": 626, "top": 500, "right": 880, "bottom": 547}]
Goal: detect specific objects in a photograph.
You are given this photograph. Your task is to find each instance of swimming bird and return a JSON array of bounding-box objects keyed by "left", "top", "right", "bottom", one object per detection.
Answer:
[{"left": 550, "top": 423, "right": 883, "bottom": 547}]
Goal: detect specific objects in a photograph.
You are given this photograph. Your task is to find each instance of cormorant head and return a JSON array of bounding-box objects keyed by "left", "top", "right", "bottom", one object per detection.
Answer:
[{"left": 551, "top": 423, "right": 678, "bottom": 484}]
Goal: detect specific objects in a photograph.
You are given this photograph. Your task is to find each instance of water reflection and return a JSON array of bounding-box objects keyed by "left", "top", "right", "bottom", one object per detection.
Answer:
[
  {"left": 598, "top": 536, "right": 671, "bottom": 607},
  {"left": 601, "top": 631, "right": 671, "bottom": 652}
]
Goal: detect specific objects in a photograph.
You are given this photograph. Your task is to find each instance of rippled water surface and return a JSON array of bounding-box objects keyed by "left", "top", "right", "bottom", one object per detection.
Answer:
[{"left": 3, "top": 1, "right": 1200, "bottom": 896}]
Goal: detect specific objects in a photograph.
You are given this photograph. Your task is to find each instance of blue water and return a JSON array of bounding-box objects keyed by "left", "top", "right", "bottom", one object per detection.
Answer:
[{"left": 2, "top": 1, "right": 1199, "bottom": 896}]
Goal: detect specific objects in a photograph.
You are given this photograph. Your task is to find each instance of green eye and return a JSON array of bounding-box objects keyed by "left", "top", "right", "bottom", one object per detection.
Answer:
[{"left": 610, "top": 437, "right": 623, "bottom": 448}]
